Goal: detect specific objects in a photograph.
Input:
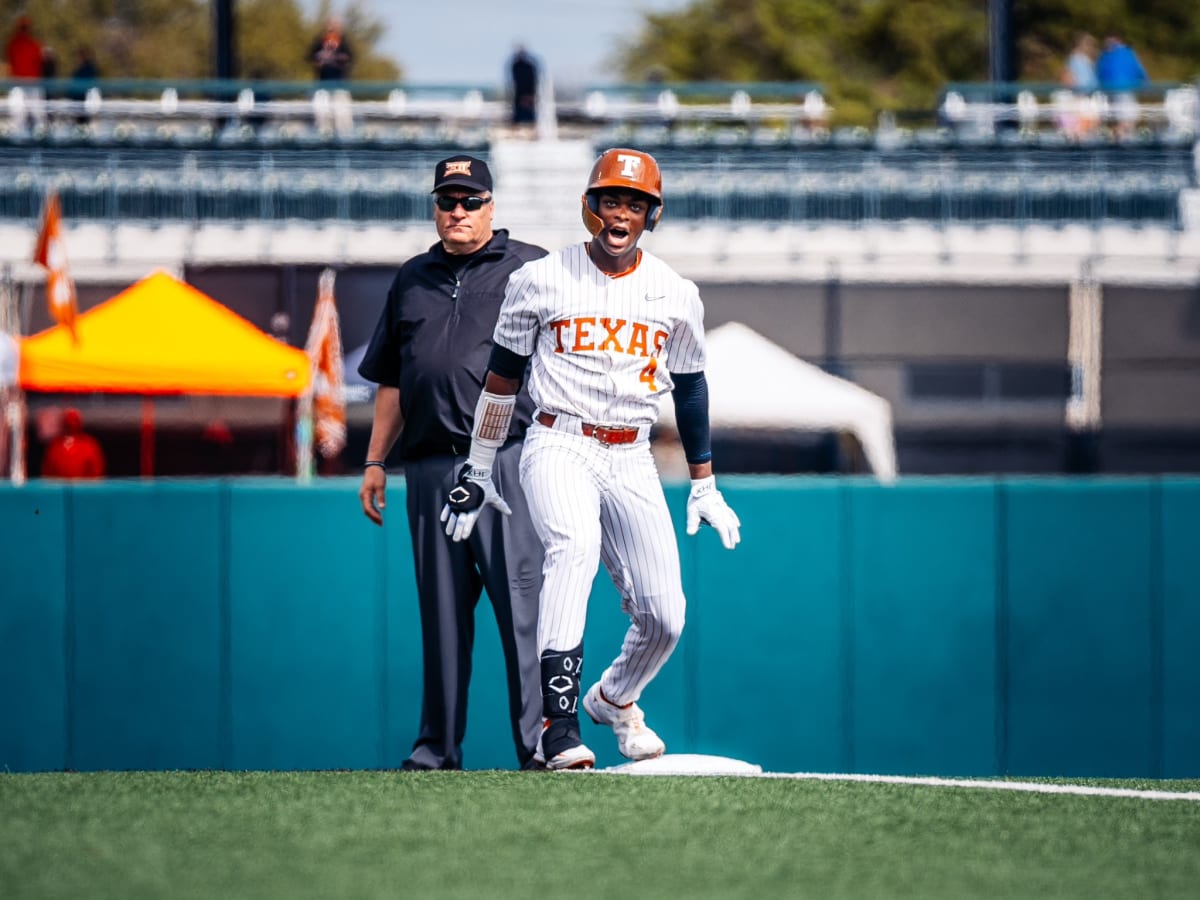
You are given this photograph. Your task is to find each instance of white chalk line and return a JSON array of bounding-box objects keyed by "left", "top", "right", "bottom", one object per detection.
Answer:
[
  {"left": 598, "top": 756, "right": 1200, "bottom": 800},
  {"left": 759, "top": 771, "right": 1200, "bottom": 801}
]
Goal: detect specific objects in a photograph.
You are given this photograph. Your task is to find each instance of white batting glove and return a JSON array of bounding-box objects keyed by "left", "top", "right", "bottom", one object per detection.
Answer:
[
  {"left": 685, "top": 475, "right": 741, "bottom": 550},
  {"left": 440, "top": 464, "right": 512, "bottom": 542}
]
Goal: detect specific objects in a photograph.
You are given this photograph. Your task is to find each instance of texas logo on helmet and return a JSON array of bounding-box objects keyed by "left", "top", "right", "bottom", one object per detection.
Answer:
[{"left": 615, "top": 154, "right": 642, "bottom": 177}]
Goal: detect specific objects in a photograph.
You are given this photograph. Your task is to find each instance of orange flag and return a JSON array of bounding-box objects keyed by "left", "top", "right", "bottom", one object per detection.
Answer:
[
  {"left": 305, "top": 268, "right": 347, "bottom": 458},
  {"left": 33, "top": 191, "right": 79, "bottom": 342}
]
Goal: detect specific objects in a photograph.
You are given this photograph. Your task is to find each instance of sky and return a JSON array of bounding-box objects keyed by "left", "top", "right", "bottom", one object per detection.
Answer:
[{"left": 303, "top": 0, "right": 691, "bottom": 89}]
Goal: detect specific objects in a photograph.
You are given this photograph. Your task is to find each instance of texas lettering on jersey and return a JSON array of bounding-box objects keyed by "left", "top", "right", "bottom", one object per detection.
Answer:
[
  {"left": 549, "top": 317, "right": 668, "bottom": 357},
  {"left": 549, "top": 316, "right": 669, "bottom": 391}
]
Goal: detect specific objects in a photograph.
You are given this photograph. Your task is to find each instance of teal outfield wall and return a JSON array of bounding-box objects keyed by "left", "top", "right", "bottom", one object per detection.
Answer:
[{"left": 2, "top": 477, "right": 1198, "bottom": 777}]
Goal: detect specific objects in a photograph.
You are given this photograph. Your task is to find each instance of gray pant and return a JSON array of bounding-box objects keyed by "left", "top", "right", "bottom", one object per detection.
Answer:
[{"left": 402, "top": 441, "right": 544, "bottom": 769}]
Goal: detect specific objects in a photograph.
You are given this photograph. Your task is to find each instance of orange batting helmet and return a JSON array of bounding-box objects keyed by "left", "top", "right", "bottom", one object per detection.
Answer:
[{"left": 580, "top": 147, "right": 664, "bottom": 236}]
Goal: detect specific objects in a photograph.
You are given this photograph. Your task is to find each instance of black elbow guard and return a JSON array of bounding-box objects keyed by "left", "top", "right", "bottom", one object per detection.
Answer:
[{"left": 488, "top": 343, "right": 530, "bottom": 383}]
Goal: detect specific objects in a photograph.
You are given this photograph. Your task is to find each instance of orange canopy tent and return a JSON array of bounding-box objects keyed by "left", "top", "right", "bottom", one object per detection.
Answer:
[
  {"left": 17, "top": 270, "right": 311, "bottom": 475},
  {"left": 19, "top": 270, "right": 309, "bottom": 396}
]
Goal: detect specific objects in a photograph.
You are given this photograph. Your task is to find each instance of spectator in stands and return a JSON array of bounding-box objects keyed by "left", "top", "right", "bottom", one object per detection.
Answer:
[
  {"left": 1097, "top": 35, "right": 1147, "bottom": 138},
  {"left": 40, "top": 45, "right": 57, "bottom": 79},
  {"left": 71, "top": 45, "right": 97, "bottom": 81},
  {"left": 1097, "top": 35, "right": 1147, "bottom": 92},
  {"left": 41, "top": 408, "right": 106, "bottom": 480},
  {"left": 5, "top": 15, "right": 42, "bottom": 79},
  {"left": 309, "top": 15, "right": 353, "bottom": 81},
  {"left": 508, "top": 45, "right": 538, "bottom": 133},
  {"left": 1057, "top": 33, "right": 1099, "bottom": 138},
  {"left": 39, "top": 46, "right": 61, "bottom": 113},
  {"left": 1062, "top": 33, "right": 1098, "bottom": 93},
  {"left": 69, "top": 45, "right": 99, "bottom": 126}
]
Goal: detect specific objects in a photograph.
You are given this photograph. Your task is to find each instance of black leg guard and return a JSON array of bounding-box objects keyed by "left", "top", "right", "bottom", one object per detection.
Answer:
[
  {"left": 541, "top": 644, "right": 583, "bottom": 719},
  {"left": 539, "top": 644, "right": 587, "bottom": 764}
]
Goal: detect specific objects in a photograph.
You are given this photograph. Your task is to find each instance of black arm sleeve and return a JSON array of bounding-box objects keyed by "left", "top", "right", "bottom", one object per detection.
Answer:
[
  {"left": 671, "top": 371, "right": 712, "bottom": 465},
  {"left": 488, "top": 343, "right": 530, "bottom": 383}
]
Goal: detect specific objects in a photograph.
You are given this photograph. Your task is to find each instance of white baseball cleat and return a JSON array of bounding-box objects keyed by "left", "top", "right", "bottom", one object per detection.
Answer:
[
  {"left": 583, "top": 683, "right": 666, "bottom": 761},
  {"left": 534, "top": 719, "right": 596, "bottom": 771}
]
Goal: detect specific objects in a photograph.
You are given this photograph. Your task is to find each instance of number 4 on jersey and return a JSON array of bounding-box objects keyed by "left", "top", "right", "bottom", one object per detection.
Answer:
[{"left": 639, "top": 357, "right": 659, "bottom": 391}]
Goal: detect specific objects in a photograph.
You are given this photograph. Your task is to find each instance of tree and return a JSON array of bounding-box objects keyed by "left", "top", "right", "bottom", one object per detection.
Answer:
[
  {"left": 613, "top": 0, "right": 987, "bottom": 126},
  {"left": 1, "top": 0, "right": 401, "bottom": 81},
  {"left": 4, "top": 0, "right": 213, "bottom": 79},
  {"left": 1015, "top": 0, "right": 1200, "bottom": 84},
  {"left": 240, "top": 0, "right": 401, "bottom": 81},
  {"left": 615, "top": 0, "right": 1200, "bottom": 126}
]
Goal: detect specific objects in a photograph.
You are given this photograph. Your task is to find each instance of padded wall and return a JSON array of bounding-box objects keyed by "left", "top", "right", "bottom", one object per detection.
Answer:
[{"left": 2, "top": 476, "right": 1197, "bottom": 777}]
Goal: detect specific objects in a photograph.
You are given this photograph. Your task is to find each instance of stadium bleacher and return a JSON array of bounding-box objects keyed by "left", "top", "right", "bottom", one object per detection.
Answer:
[
  {"left": 0, "top": 132, "right": 1192, "bottom": 229},
  {"left": 650, "top": 138, "right": 1194, "bottom": 227},
  {"left": 1, "top": 77, "right": 1195, "bottom": 231}
]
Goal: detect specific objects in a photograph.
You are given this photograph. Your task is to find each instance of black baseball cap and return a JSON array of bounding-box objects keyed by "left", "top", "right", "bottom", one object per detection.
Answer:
[{"left": 432, "top": 155, "right": 493, "bottom": 193}]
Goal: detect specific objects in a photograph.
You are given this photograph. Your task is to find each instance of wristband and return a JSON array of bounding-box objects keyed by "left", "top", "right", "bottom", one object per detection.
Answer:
[{"left": 364, "top": 460, "right": 387, "bottom": 471}]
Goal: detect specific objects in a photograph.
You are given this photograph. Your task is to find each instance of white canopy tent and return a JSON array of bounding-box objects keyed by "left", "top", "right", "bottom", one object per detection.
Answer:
[
  {"left": 657, "top": 321, "right": 898, "bottom": 482},
  {"left": 342, "top": 342, "right": 375, "bottom": 404}
]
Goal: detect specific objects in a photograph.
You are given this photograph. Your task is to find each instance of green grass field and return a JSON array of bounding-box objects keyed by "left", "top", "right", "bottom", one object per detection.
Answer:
[{"left": 2, "top": 771, "right": 1198, "bottom": 899}]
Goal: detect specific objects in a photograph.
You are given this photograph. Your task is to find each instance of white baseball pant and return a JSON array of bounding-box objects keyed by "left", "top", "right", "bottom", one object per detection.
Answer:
[{"left": 519, "top": 420, "right": 686, "bottom": 706}]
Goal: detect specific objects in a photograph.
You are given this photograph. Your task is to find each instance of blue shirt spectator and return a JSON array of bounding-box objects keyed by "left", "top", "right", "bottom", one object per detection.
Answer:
[{"left": 1096, "top": 37, "right": 1147, "bottom": 93}]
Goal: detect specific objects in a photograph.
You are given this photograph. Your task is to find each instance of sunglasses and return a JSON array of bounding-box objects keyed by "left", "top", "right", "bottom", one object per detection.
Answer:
[{"left": 435, "top": 195, "right": 492, "bottom": 212}]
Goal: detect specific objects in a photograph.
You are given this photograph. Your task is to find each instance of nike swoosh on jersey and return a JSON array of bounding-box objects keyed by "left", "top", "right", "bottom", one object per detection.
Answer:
[{"left": 645, "top": 293, "right": 666, "bottom": 301}]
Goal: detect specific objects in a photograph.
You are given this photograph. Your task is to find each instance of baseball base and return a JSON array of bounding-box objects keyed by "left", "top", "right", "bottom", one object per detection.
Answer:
[{"left": 604, "top": 753, "right": 763, "bottom": 776}]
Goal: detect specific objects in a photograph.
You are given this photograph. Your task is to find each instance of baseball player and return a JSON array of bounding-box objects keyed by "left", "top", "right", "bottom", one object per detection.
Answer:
[{"left": 441, "top": 148, "right": 741, "bottom": 770}]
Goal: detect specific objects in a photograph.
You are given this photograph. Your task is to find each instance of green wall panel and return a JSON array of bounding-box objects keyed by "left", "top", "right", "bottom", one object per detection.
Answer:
[
  {"left": 68, "top": 483, "right": 224, "bottom": 770},
  {"left": 691, "top": 479, "right": 847, "bottom": 773},
  {"left": 1004, "top": 480, "right": 1155, "bottom": 777},
  {"left": 1160, "top": 479, "right": 1200, "bottom": 777},
  {"left": 849, "top": 480, "right": 999, "bottom": 776},
  {"left": 2, "top": 476, "right": 1196, "bottom": 778},
  {"left": 228, "top": 481, "right": 385, "bottom": 770},
  {"left": 0, "top": 485, "right": 67, "bottom": 771}
]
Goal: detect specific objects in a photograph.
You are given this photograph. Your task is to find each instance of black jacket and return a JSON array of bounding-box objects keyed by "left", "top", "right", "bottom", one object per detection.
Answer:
[{"left": 358, "top": 229, "right": 546, "bottom": 461}]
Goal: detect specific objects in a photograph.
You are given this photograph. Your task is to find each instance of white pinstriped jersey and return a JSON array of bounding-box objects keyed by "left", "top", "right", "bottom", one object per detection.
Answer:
[{"left": 495, "top": 243, "right": 706, "bottom": 428}]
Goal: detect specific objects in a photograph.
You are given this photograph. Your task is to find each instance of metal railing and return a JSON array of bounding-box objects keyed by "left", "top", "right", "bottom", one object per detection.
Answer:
[
  {"left": 937, "top": 80, "right": 1199, "bottom": 140},
  {"left": 0, "top": 77, "right": 831, "bottom": 142},
  {"left": 6, "top": 76, "right": 1197, "bottom": 147}
]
